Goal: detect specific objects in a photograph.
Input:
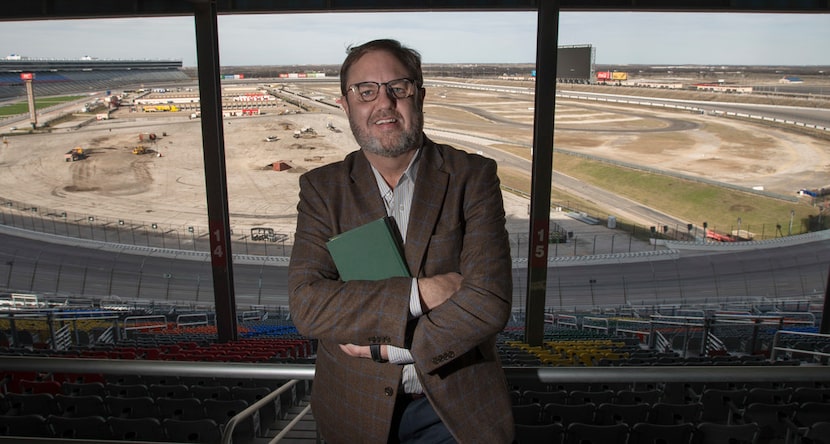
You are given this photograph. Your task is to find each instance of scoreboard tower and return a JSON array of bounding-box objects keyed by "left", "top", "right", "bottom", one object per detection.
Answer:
[{"left": 20, "top": 72, "right": 37, "bottom": 129}]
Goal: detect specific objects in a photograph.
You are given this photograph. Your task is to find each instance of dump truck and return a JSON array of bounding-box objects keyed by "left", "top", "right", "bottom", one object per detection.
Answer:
[
  {"left": 132, "top": 145, "right": 147, "bottom": 155},
  {"left": 64, "top": 147, "right": 85, "bottom": 162}
]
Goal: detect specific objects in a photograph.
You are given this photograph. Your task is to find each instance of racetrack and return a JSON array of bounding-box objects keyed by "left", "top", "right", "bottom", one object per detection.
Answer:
[{"left": 0, "top": 79, "right": 828, "bottom": 252}]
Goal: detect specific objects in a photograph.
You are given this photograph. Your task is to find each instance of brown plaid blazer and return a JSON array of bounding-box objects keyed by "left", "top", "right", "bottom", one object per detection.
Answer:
[{"left": 288, "top": 138, "right": 514, "bottom": 443}]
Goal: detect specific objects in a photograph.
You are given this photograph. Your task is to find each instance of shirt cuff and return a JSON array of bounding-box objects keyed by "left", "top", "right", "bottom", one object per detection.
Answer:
[
  {"left": 387, "top": 346, "right": 414, "bottom": 364},
  {"left": 409, "top": 277, "right": 423, "bottom": 318}
]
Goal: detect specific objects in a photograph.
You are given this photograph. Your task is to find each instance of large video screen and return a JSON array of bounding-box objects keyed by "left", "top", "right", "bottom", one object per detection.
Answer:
[{"left": 557, "top": 45, "right": 593, "bottom": 81}]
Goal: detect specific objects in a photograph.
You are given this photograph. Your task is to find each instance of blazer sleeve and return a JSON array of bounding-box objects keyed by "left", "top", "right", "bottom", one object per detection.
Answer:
[
  {"left": 410, "top": 155, "right": 513, "bottom": 375},
  {"left": 288, "top": 167, "right": 413, "bottom": 348}
]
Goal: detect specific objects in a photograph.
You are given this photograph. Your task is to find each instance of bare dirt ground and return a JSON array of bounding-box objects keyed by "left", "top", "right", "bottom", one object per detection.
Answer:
[{"left": 0, "top": 80, "right": 828, "bottom": 251}]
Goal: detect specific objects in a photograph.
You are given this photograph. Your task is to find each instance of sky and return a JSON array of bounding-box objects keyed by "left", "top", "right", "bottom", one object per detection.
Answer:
[{"left": 1, "top": 11, "right": 829, "bottom": 67}]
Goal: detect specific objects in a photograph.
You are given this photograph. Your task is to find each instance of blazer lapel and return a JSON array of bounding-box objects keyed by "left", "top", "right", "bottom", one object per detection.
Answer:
[
  {"left": 404, "top": 141, "right": 448, "bottom": 276},
  {"left": 348, "top": 151, "right": 388, "bottom": 227}
]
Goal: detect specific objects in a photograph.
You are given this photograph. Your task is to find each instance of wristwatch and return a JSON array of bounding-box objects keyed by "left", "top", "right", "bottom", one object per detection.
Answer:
[{"left": 370, "top": 344, "right": 387, "bottom": 363}]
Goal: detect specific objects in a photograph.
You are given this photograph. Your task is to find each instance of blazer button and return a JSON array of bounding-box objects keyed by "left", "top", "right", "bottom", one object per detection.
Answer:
[{"left": 384, "top": 387, "right": 394, "bottom": 397}]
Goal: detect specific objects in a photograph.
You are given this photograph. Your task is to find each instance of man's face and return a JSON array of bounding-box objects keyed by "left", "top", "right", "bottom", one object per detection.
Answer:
[{"left": 341, "top": 50, "right": 425, "bottom": 158}]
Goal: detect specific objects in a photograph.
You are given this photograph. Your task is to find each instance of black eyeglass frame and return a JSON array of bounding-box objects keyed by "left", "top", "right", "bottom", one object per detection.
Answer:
[{"left": 347, "top": 78, "right": 420, "bottom": 102}]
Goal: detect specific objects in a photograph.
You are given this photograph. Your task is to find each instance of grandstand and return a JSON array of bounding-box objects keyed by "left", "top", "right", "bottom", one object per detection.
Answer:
[
  {"left": 2, "top": 298, "right": 829, "bottom": 443},
  {"left": 0, "top": 57, "right": 190, "bottom": 100}
]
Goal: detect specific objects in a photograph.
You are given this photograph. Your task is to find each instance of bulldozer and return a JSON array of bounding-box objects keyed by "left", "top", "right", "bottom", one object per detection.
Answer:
[
  {"left": 132, "top": 145, "right": 148, "bottom": 155},
  {"left": 64, "top": 146, "right": 85, "bottom": 162}
]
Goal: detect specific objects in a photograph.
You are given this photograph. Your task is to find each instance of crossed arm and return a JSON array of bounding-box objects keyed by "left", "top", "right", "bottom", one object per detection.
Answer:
[{"left": 339, "top": 272, "right": 463, "bottom": 360}]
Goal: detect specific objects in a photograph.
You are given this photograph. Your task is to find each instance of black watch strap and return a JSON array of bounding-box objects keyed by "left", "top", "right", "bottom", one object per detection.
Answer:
[{"left": 370, "top": 344, "right": 387, "bottom": 363}]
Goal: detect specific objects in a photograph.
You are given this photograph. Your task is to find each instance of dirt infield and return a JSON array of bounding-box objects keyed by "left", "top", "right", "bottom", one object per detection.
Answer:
[{"left": 0, "top": 80, "right": 828, "bottom": 249}]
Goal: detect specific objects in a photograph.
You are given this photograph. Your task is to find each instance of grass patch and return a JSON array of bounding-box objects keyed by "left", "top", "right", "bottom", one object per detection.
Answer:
[
  {"left": 0, "top": 96, "right": 86, "bottom": 117},
  {"left": 552, "top": 152, "right": 818, "bottom": 236}
]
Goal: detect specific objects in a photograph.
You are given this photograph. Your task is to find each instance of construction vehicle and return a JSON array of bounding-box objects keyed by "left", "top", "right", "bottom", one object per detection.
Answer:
[
  {"left": 138, "top": 133, "right": 157, "bottom": 142},
  {"left": 132, "top": 145, "right": 148, "bottom": 155},
  {"left": 142, "top": 105, "right": 179, "bottom": 112},
  {"left": 64, "top": 146, "right": 85, "bottom": 162}
]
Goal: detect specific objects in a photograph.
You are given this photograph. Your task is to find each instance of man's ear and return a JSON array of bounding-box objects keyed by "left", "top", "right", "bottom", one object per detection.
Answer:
[{"left": 339, "top": 96, "right": 350, "bottom": 115}]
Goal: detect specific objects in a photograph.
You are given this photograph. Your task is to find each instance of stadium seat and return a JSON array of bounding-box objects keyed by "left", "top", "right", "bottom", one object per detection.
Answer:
[
  {"left": 148, "top": 383, "right": 192, "bottom": 399},
  {"left": 190, "top": 384, "right": 232, "bottom": 401},
  {"left": 104, "top": 395, "right": 159, "bottom": 418},
  {"left": 512, "top": 403, "right": 542, "bottom": 426},
  {"left": 4, "top": 392, "right": 60, "bottom": 416},
  {"left": 739, "top": 402, "right": 797, "bottom": 442},
  {"left": 616, "top": 389, "right": 662, "bottom": 405},
  {"left": 694, "top": 422, "right": 758, "bottom": 444},
  {"left": 0, "top": 414, "right": 51, "bottom": 437},
  {"left": 514, "top": 423, "right": 565, "bottom": 444},
  {"left": 648, "top": 402, "right": 702, "bottom": 425},
  {"left": 55, "top": 393, "right": 108, "bottom": 417},
  {"left": 61, "top": 381, "right": 107, "bottom": 397},
  {"left": 47, "top": 414, "right": 111, "bottom": 439},
  {"left": 596, "top": 402, "right": 650, "bottom": 426},
  {"left": 105, "top": 382, "right": 149, "bottom": 398},
  {"left": 565, "top": 422, "right": 628, "bottom": 444},
  {"left": 784, "top": 402, "right": 830, "bottom": 441},
  {"left": 543, "top": 402, "right": 596, "bottom": 427},
  {"left": 569, "top": 389, "right": 615, "bottom": 405},
  {"left": 699, "top": 388, "right": 747, "bottom": 424},
  {"left": 629, "top": 422, "right": 694, "bottom": 444},
  {"left": 790, "top": 387, "right": 830, "bottom": 404},
  {"left": 108, "top": 416, "right": 167, "bottom": 441},
  {"left": 203, "top": 398, "right": 259, "bottom": 442},
  {"left": 745, "top": 387, "right": 793, "bottom": 405},
  {"left": 231, "top": 385, "right": 282, "bottom": 432},
  {"left": 522, "top": 389, "right": 568, "bottom": 405},
  {"left": 804, "top": 422, "right": 830, "bottom": 444},
  {"left": 163, "top": 418, "right": 223, "bottom": 444},
  {"left": 19, "top": 379, "right": 61, "bottom": 395},
  {"left": 156, "top": 397, "right": 204, "bottom": 420}
]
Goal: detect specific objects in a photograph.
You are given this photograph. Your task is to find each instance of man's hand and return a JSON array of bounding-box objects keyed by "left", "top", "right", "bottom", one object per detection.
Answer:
[
  {"left": 339, "top": 343, "right": 383, "bottom": 360},
  {"left": 417, "top": 272, "right": 463, "bottom": 312}
]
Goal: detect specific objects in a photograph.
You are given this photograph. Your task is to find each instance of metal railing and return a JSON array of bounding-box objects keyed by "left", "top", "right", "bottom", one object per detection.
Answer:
[
  {"left": 3, "top": 355, "right": 830, "bottom": 444},
  {"left": 771, "top": 330, "right": 830, "bottom": 362}
]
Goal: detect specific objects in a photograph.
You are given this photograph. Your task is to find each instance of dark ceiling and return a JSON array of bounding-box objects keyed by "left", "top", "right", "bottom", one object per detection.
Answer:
[{"left": 1, "top": 0, "right": 828, "bottom": 22}]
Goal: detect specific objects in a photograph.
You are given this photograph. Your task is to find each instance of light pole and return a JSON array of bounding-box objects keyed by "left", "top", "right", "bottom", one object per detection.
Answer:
[
  {"left": 188, "top": 226, "right": 195, "bottom": 251},
  {"left": 788, "top": 210, "right": 795, "bottom": 235}
]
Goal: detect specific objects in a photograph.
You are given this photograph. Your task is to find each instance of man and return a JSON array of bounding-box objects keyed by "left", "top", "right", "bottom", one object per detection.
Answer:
[{"left": 288, "top": 39, "right": 514, "bottom": 443}]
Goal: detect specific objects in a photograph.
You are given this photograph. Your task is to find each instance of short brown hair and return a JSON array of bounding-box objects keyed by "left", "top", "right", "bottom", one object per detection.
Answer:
[{"left": 339, "top": 39, "right": 423, "bottom": 96}]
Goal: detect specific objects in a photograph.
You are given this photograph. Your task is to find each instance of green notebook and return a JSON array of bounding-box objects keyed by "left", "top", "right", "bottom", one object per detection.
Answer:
[{"left": 326, "top": 216, "right": 411, "bottom": 281}]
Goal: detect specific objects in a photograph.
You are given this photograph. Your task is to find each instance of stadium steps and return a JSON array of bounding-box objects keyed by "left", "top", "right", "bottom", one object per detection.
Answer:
[{"left": 259, "top": 398, "right": 319, "bottom": 443}]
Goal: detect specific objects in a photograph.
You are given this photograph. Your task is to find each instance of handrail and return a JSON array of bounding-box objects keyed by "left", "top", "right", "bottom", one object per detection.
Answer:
[
  {"left": 221, "top": 379, "right": 299, "bottom": 444},
  {"left": 175, "top": 312, "right": 209, "bottom": 328},
  {"left": 122, "top": 314, "right": 167, "bottom": 334},
  {"left": 582, "top": 316, "right": 609, "bottom": 333},
  {"left": 5, "top": 355, "right": 827, "bottom": 386},
  {"left": 270, "top": 403, "right": 314, "bottom": 443},
  {"left": 770, "top": 329, "right": 830, "bottom": 362}
]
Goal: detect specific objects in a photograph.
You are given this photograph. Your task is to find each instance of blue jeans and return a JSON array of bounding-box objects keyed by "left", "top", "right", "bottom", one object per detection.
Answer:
[{"left": 397, "top": 397, "right": 456, "bottom": 444}]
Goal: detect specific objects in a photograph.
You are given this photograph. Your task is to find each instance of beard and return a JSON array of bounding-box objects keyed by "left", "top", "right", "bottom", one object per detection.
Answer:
[{"left": 350, "top": 112, "right": 423, "bottom": 158}]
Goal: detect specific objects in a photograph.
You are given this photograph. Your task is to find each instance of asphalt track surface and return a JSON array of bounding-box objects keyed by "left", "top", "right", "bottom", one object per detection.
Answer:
[{"left": 2, "top": 225, "right": 828, "bottom": 310}]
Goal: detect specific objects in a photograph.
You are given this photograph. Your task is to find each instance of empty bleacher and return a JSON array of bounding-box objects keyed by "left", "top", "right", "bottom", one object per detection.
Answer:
[{"left": 1, "top": 300, "right": 828, "bottom": 443}]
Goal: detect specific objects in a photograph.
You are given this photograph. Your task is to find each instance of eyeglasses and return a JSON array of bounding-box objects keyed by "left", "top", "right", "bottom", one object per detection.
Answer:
[{"left": 348, "top": 78, "right": 418, "bottom": 102}]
